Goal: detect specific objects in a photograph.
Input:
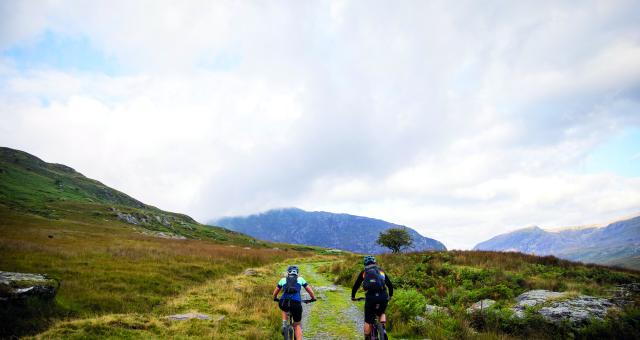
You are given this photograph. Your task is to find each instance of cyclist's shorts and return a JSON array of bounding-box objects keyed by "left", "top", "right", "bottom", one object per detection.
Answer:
[
  {"left": 278, "top": 299, "right": 303, "bottom": 322},
  {"left": 364, "top": 297, "right": 388, "bottom": 324}
]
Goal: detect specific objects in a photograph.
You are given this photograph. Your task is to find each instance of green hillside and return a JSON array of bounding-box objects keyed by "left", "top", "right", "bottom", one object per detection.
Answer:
[{"left": 0, "top": 147, "right": 319, "bottom": 338}]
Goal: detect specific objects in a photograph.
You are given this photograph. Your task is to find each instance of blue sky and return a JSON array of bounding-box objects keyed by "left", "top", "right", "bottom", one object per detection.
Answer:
[
  {"left": 3, "top": 30, "right": 119, "bottom": 75},
  {"left": 586, "top": 128, "right": 640, "bottom": 177},
  {"left": 1, "top": 1, "right": 639, "bottom": 249}
]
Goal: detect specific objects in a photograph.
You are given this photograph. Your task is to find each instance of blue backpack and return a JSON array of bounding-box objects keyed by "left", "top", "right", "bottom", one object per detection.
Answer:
[
  {"left": 285, "top": 273, "right": 299, "bottom": 294},
  {"left": 362, "top": 265, "right": 385, "bottom": 292}
]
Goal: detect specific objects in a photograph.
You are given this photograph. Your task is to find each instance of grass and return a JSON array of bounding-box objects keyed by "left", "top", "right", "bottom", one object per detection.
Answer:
[{"left": 324, "top": 251, "right": 640, "bottom": 339}]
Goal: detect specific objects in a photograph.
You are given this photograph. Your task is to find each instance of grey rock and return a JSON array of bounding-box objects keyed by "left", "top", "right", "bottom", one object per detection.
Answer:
[
  {"left": 117, "top": 212, "right": 139, "bottom": 225},
  {"left": 243, "top": 268, "right": 259, "bottom": 276},
  {"left": 166, "top": 313, "right": 212, "bottom": 321},
  {"left": 315, "top": 285, "right": 341, "bottom": 292},
  {"left": 425, "top": 304, "right": 450, "bottom": 315},
  {"left": 0, "top": 271, "right": 59, "bottom": 300},
  {"left": 466, "top": 299, "right": 495, "bottom": 314},
  {"left": 538, "top": 295, "right": 615, "bottom": 324},
  {"left": 512, "top": 290, "right": 568, "bottom": 318}
]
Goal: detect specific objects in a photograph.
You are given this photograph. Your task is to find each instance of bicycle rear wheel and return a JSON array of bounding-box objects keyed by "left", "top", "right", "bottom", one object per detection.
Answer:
[{"left": 376, "top": 322, "right": 387, "bottom": 340}]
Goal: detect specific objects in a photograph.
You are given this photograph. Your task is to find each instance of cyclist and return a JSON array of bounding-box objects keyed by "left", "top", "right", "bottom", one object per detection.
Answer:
[
  {"left": 351, "top": 255, "right": 393, "bottom": 339},
  {"left": 272, "top": 265, "right": 317, "bottom": 340}
]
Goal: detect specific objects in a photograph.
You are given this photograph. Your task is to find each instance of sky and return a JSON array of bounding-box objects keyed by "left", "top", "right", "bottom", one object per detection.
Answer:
[{"left": 1, "top": 1, "right": 639, "bottom": 249}]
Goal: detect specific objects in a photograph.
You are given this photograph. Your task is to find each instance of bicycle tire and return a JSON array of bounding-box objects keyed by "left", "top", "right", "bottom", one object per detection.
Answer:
[{"left": 376, "top": 322, "right": 387, "bottom": 340}]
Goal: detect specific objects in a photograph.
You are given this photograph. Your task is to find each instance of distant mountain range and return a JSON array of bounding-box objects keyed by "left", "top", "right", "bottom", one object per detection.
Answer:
[
  {"left": 212, "top": 208, "right": 447, "bottom": 254},
  {"left": 474, "top": 216, "right": 640, "bottom": 270}
]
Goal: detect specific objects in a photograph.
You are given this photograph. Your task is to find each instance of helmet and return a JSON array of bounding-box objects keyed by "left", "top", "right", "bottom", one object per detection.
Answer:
[
  {"left": 287, "top": 265, "right": 299, "bottom": 275},
  {"left": 363, "top": 255, "right": 376, "bottom": 266}
]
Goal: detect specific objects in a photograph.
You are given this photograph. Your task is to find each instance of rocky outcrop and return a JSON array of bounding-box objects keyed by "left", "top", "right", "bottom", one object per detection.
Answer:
[
  {"left": 511, "top": 290, "right": 617, "bottom": 324},
  {"left": 512, "top": 290, "right": 567, "bottom": 317},
  {"left": 425, "top": 304, "right": 450, "bottom": 315},
  {"left": 467, "top": 299, "right": 496, "bottom": 314},
  {"left": 538, "top": 295, "right": 615, "bottom": 324},
  {"left": 0, "top": 271, "right": 59, "bottom": 301}
]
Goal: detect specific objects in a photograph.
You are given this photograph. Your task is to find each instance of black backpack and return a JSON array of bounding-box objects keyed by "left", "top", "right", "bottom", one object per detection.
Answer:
[
  {"left": 362, "top": 265, "right": 385, "bottom": 292},
  {"left": 285, "top": 273, "right": 299, "bottom": 294}
]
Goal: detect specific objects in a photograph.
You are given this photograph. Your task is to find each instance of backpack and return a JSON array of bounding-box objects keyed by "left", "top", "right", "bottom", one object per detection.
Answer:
[
  {"left": 284, "top": 273, "right": 299, "bottom": 294},
  {"left": 362, "top": 265, "right": 385, "bottom": 292}
]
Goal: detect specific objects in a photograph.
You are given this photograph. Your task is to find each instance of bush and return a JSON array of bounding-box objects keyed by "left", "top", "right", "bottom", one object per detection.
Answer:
[{"left": 389, "top": 289, "right": 427, "bottom": 321}]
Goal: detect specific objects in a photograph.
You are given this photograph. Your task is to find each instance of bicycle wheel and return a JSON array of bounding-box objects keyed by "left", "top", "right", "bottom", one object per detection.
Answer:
[
  {"left": 376, "top": 322, "right": 387, "bottom": 340},
  {"left": 288, "top": 325, "right": 294, "bottom": 340}
]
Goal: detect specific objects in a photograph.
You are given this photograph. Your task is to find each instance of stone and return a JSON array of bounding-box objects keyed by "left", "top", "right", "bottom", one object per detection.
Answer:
[
  {"left": 0, "top": 271, "right": 59, "bottom": 301},
  {"left": 425, "top": 304, "right": 450, "bottom": 315},
  {"left": 166, "top": 313, "right": 212, "bottom": 321},
  {"left": 512, "top": 290, "right": 568, "bottom": 318},
  {"left": 466, "top": 299, "right": 496, "bottom": 314},
  {"left": 243, "top": 247, "right": 251, "bottom": 250},
  {"left": 315, "top": 285, "right": 341, "bottom": 292},
  {"left": 117, "top": 212, "right": 139, "bottom": 225},
  {"left": 243, "top": 268, "right": 259, "bottom": 276},
  {"left": 537, "top": 295, "right": 615, "bottom": 325}
]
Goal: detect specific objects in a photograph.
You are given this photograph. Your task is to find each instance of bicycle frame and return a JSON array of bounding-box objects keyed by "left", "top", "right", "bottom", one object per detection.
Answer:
[
  {"left": 353, "top": 297, "right": 387, "bottom": 340},
  {"left": 274, "top": 298, "right": 315, "bottom": 340}
]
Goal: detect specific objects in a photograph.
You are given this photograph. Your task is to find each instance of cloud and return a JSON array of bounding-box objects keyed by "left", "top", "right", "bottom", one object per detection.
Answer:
[{"left": 1, "top": 0, "right": 640, "bottom": 249}]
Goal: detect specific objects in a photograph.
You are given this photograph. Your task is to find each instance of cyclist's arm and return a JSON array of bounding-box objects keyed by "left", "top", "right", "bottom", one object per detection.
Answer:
[
  {"left": 385, "top": 274, "right": 393, "bottom": 298},
  {"left": 272, "top": 286, "right": 281, "bottom": 300},
  {"left": 351, "top": 270, "right": 364, "bottom": 299},
  {"left": 303, "top": 285, "right": 316, "bottom": 300}
]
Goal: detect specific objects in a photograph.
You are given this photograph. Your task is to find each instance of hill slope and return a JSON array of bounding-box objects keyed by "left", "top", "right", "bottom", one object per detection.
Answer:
[
  {"left": 474, "top": 216, "right": 640, "bottom": 270},
  {"left": 0, "top": 147, "right": 309, "bottom": 338},
  {"left": 213, "top": 207, "right": 446, "bottom": 253},
  {"left": 0, "top": 146, "right": 253, "bottom": 243}
]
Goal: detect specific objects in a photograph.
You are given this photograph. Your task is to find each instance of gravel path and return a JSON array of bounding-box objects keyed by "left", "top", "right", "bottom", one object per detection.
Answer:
[{"left": 297, "top": 262, "right": 364, "bottom": 340}]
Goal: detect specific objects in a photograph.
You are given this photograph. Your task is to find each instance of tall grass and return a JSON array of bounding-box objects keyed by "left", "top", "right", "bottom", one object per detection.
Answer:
[{"left": 324, "top": 251, "right": 640, "bottom": 339}]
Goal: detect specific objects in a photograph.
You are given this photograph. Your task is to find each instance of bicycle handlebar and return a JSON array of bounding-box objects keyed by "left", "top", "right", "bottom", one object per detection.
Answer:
[
  {"left": 273, "top": 298, "right": 317, "bottom": 304},
  {"left": 352, "top": 297, "right": 366, "bottom": 301}
]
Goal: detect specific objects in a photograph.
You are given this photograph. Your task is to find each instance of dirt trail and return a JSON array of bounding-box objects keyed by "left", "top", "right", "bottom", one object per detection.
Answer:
[{"left": 294, "top": 261, "right": 364, "bottom": 340}]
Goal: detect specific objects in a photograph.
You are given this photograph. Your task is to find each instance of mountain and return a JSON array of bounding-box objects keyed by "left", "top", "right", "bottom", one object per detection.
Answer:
[
  {"left": 0, "top": 146, "right": 257, "bottom": 244},
  {"left": 213, "top": 208, "right": 447, "bottom": 253},
  {"left": 474, "top": 216, "right": 640, "bottom": 270}
]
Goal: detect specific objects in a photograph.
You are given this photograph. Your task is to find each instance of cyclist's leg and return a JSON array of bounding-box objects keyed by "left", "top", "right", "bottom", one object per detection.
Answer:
[
  {"left": 364, "top": 299, "right": 375, "bottom": 336},
  {"left": 377, "top": 299, "right": 389, "bottom": 326},
  {"left": 293, "top": 322, "right": 302, "bottom": 339},
  {"left": 290, "top": 301, "right": 303, "bottom": 339}
]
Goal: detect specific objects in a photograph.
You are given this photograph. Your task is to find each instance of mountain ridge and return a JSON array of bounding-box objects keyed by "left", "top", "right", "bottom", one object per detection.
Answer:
[
  {"left": 474, "top": 215, "right": 640, "bottom": 270},
  {"left": 213, "top": 207, "right": 447, "bottom": 253}
]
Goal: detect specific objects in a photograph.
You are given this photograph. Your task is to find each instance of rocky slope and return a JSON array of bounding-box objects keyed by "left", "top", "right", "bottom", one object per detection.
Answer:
[
  {"left": 474, "top": 216, "right": 640, "bottom": 270},
  {"left": 213, "top": 208, "right": 446, "bottom": 253}
]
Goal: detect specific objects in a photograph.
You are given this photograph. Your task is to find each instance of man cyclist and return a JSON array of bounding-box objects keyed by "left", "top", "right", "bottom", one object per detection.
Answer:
[
  {"left": 351, "top": 255, "right": 393, "bottom": 339},
  {"left": 273, "top": 265, "right": 316, "bottom": 340}
]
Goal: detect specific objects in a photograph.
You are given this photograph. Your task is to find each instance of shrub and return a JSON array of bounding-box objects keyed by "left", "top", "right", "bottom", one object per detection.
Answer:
[{"left": 389, "top": 289, "right": 427, "bottom": 321}]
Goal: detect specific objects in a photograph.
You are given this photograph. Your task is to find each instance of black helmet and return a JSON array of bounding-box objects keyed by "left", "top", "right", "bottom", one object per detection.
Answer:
[
  {"left": 364, "top": 255, "right": 376, "bottom": 266},
  {"left": 287, "top": 265, "right": 299, "bottom": 275}
]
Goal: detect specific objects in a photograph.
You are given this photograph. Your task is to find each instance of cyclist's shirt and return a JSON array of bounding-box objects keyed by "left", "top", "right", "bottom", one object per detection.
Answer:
[{"left": 277, "top": 276, "right": 308, "bottom": 302}]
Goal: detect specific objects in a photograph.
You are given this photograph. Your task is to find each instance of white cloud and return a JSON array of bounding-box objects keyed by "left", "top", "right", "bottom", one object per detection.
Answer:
[{"left": 1, "top": 1, "right": 640, "bottom": 249}]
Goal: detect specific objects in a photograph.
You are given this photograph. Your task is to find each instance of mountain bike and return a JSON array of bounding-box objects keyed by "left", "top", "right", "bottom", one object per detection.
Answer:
[
  {"left": 353, "top": 297, "right": 388, "bottom": 340},
  {"left": 274, "top": 298, "right": 316, "bottom": 340}
]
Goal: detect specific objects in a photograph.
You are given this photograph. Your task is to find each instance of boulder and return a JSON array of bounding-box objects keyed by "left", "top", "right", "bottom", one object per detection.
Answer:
[
  {"left": 538, "top": 295, "right": 615, "bottom": 325},
  {"left": 511, "top": 290, "right": 616, "bottom": 324},
  {"left": 466, "top": 299, "right": 495, "bottom": 314},
  {"left": 243, "top": 268, "right": 259, "bottom": 276},
  {"left": 117, "top": 212, "right": 139, "bottom": 225},
  {"left": 166, "top": 313, "right": 214, "bottom": 321},
  {"left": 0, "top": 271, "right": 59, "bottom": 301},
  {"left": 425, "top": 304, "right": 450, "bottom": 315},
  {"left": 512, "top": 290, "right": 567, "bottom": 318}
]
